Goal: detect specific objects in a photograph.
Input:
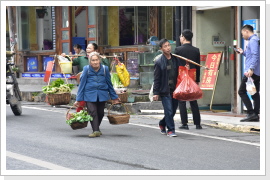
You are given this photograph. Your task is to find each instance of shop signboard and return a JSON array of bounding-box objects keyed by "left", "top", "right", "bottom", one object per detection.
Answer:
[{"left": 200, "top": 52, "right": 222, "bottom": 90}]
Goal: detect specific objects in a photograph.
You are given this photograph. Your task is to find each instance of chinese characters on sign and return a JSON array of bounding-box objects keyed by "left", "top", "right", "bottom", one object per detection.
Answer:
[{"left": 200, "top": 52, "right": 222, "bottom": 90}]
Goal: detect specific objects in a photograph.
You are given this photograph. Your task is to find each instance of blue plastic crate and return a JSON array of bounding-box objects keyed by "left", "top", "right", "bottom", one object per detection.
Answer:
[{"left": 72, "top": 37, "right": 85, "bottom": 45}]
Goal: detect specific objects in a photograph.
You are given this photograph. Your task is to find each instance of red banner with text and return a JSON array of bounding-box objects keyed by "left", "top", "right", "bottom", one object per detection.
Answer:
[{"left": 200, "top": 52, "right": 222, "bottom": 90}]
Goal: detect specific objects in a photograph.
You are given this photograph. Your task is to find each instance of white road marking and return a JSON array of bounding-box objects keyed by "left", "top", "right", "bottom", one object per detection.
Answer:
[
  {"left": 6, "top": 151, "right": 72, "bottom": 170},
  {"left": 21, "top": 106, "right": 64, "bottom": 113},
  {"left": 21, "top": 106, "right": 260, "bottom": 147}
]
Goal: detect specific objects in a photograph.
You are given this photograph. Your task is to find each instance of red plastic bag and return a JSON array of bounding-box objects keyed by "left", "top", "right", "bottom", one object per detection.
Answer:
[
  {"left": 176, "top": 66, "right": 196, "bottom": 87},
  {"left": 173, "top": 67, "right": 203, "bottom": 101}
]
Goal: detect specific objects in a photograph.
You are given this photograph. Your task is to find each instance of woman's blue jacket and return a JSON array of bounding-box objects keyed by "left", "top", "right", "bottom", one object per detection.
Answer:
[{"left": 76, "top": 64, "right": 118, "bottom": 102}]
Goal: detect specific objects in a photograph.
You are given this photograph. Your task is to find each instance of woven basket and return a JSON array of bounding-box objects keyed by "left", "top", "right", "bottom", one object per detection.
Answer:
[
  {"left": 46, "top": 93, "right": 71, "bottom": 105},
  {"left": 66, "top": 106, "right": 88, "bottom": 130},
  {"left": 107, "top": 103, "right": 130, "bottom": 125},
  {"left": 108, "top": 92, "right": 128, "bottom": 104},
  {"left": 70, "top": 121, "right": 88, "bottom": 130}
]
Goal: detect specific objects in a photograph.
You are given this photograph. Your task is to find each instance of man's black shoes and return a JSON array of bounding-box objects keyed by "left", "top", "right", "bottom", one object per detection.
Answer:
[
  {"left": 179, "top": 124, "right": 189, "bottom": 130},
  {"left": 240, "top": 113, "right": 259, "bottom": 122},
  {"left": 196, "top": 125, "right": 202, "bottom": 129}
]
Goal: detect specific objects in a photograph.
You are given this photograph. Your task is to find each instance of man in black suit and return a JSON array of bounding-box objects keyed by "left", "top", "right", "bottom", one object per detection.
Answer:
[{"left": 174, "top": 29, "right": 202, "bottom": 130}]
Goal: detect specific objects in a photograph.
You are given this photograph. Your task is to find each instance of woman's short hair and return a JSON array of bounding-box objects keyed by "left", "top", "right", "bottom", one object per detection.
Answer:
[
  {"left": 89, "top": 43, "right": 98, "bottom": 51},
  {"left": 88, "top": 52, "right": 100, "bottom": 60},
  {"left": 73, "top": 44, "right": 82, "bottom": 49}
]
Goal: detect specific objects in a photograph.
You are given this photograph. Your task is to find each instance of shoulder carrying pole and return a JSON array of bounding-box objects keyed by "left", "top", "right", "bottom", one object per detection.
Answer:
[{"left": 172, "top": 53, "right": 210, "bottom": 70}]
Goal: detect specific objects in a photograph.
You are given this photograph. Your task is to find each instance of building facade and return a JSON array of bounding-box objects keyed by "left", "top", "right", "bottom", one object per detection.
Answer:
[{"left": 6, "top": 6, "right": 261, "bottom": 114}]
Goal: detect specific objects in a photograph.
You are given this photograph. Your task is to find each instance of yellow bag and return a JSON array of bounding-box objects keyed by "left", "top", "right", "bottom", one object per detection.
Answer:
[{"left": 115, "top": 63, "right": 130, "bottom": 87}]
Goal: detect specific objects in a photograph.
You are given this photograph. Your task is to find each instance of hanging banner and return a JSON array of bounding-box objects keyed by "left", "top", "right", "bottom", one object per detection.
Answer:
[
  {"left": 44, "top": 61, "right": 54, "bottom": 83},
  {"left": 200, "top": 52, "right": 223, "bottom": 90}
]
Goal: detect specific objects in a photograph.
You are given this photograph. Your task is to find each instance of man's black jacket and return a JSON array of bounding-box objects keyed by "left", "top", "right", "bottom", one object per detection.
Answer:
[
  {"left": 174, "top": 43, "right": 201, "bottom": 83},
  {"left": 153, "top": 53, "right": 179, "bottom": 96}
]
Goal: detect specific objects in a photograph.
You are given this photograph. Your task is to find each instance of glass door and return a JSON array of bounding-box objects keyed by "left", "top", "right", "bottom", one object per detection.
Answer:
[
  {"left": 59, "top": 6, "right": 72, "bottom": 54},
  {"left": 134, "top": 6, "right": 149, "bottom": 45},
  {"left": 87, "top": 6, "right": 96, "bottom": 44}
]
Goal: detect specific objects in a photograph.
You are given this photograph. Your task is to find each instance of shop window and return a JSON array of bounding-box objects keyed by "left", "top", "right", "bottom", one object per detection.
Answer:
[
  {"left": 87, "top": 6, "right": 96, "bottom": 43},
  {"left": 119, "top": 6, "right": 149, "bottom": 46},
  {"left": 62, "top": 42, "right": 69, "bottom": 54},
  {"left": 60, "top": 6, "right": 71, "bottom": 55},
  {"left": 159, "top": 7, "right": 175, "bottom": 41},
  {"left": 62, "top": 7, "right": 69, "bottom": 28},
  {"left": 97, "top": 6, "right": 108, "bottom": 45},
  {"left": 17, "top": 6, "right": 30, "bottom": 50},
  {"left": 17, "top": 6, "right": 56, "bottom": 51}
]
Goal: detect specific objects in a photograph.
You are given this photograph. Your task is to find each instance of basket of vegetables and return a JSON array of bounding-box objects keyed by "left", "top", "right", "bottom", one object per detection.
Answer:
[
  {"left": 66, "top": 106, "right": 93, "bottom": 130},
  {"left": 42, "top": 78, "right": 75, "bottom": 105}
]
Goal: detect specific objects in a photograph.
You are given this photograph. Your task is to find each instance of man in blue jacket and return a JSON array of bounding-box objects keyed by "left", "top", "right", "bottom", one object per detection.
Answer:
[
  {"left": 236, "top": 24, "right": 260, "bottom": 122},
  {"left": 153, "top": 39, "right": 179, "bottom": 137}
]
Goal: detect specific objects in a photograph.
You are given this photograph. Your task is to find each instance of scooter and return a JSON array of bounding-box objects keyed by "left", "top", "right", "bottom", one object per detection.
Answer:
[{"left": 6, "top": 52, "right": 22, "bottom": 116}]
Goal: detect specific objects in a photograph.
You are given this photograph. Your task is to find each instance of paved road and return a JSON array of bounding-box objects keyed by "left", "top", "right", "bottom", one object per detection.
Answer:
[{"left": 4, "top": 102, "right": 261, "bottom": 175}]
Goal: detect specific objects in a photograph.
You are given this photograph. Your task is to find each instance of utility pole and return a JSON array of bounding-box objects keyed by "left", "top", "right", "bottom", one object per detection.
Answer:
[{"left": 7, "top": 6, "right": 16, "bottom": 52}]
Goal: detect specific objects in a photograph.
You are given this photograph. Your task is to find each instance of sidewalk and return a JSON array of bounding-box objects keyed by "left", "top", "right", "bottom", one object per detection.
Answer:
[{"left": 17, "top": 80, "right": 260, "bottom": 133}]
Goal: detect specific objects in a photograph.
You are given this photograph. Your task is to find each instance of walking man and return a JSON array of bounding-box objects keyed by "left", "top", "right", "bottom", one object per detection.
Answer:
[
  {"left": 235, "top": 24, "right": 260, "bottom": 122},
  {"left": 174, "top": 29, "right": 202, "bottom": 130},
  {"left": 153, "top": 39, "right": 179, "bottom": 137}
]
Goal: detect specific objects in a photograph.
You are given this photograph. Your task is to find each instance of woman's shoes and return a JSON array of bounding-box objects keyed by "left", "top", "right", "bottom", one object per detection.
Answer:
[{"left": 89, "top": 131, "right": 101, "bottom": 138}]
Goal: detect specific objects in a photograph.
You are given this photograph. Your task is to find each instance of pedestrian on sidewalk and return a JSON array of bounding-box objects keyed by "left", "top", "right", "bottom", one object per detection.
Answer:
[
  {"left": 153, "top": 39, "right": 179, "bottom": 137},
  {"left": 74, "top": 52, "right": 120, "bottom": 138},
  {"left": 174, "top": 29, "right": 202, "bottom": 130},
  {"left": 235, "top": 25, "right": 260, "bottom": 122}
]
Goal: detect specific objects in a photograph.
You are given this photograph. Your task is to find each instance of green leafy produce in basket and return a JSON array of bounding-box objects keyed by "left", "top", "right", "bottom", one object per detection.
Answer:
[
  {"left": 66, "top": 110, "right": 93, "bottom": 125},
  {"left": 111, "top": 73, "right": 124, "bottom": 88},
  {"left": 42, "top": 78, "right": 75, "bottom": 94}
]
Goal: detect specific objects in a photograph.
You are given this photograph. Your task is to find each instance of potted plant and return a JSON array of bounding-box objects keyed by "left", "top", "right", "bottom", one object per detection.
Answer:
[
  {"left": 12, "top": 66, "right": 20, "bottom": 78},
  {"left": 36, "top": 7, "right": 48, "bottom": 18}
]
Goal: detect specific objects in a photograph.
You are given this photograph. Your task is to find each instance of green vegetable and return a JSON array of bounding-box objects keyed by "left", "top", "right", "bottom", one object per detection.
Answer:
[
  {"left": 42, "top": 78, "right": 75, "bottom": 94},
  {"left": 111, "top": 73, "right": 124, "bottom": 88},
  {"left": 66, "top": 110, "right": 93, "bottom": 125}
]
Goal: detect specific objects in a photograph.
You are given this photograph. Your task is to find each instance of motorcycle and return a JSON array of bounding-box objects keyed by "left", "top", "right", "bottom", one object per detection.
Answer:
[{"left": 6, "top": 51, "right": 22, "bottom": 115}]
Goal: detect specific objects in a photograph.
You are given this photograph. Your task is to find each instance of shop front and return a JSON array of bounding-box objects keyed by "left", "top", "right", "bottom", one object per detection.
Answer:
[{"left": 8, "top": 6, "right": 182, "bottom": 89}]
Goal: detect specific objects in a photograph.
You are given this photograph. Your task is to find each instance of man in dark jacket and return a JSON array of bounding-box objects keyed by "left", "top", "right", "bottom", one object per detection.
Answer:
[
  {"left": 153, "top": 39, "right": 179, "bottom": 137},
  {"left": 174, "top": 29, "right": 202, "bottom": 130}
]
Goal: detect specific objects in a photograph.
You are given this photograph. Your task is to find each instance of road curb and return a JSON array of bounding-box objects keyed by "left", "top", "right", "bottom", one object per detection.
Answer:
[{"left": 202, "top": 121, "right": 260, "bottom": 133}]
